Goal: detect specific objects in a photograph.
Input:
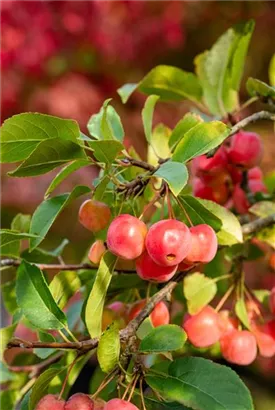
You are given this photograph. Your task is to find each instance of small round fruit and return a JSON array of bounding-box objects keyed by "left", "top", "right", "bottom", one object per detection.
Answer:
[
  {"left": 251, "top": 323, "right": 275, "bottom": 358},
  {"left": 192, "top": 146, "right": 228, "bottom": 176},
  {"left": 65, "top": 393, "right": 94, "bottom": 410},
  {"left": 232, "top": 184, "right": 250, "bottom": 214},
  {"left": 88, "top": 240, "right": 106, "bottom": 265},
  {"left": 183, "top": 306, "right": 220, "bottom": 348},
  {"left": 184, "top": 224, "right": 218, "bottom": 264},
  {"left": 218, "top": 310, "right": 238, "bottom": 337},
  {"left": 128, "top": 300, "right": 170, "bottom": 327},
  {"left": 35, "top": 395, "right": 65, "bottom": 410},
  {"left": 79, "top": 199, "right": 111, "bottom": 232},
  {"left": 228, "top": 131, "right": 263, "bottom": 168},
  {"left": 136, "top": 250, "right": 177, "bottom": 283},
  {"left": 193, "top": 177, "right": 229, "bottom": 205},
  {"left": 107, "top": 214, "right": 147, "bottom": 260},
  {"left": 220, "top": 330, "right": 257, "bottom": 365},
  {"left": 270, "top": 287, "right": 275, "bottom": 315},
  {"left": 105, "top": 399, "right": 139, "bottom": 410},
  {"left": 93, "top": 398, "right": 105, "bottom": 410},
  {"left": 145, "top": 219, "right": 191, "bottom": 266}
]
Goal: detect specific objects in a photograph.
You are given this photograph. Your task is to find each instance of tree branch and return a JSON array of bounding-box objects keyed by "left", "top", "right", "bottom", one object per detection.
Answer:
[
  {"left": 7, "top": 352, "right": 63, "bottom": 376},
  {"left": 242, "top": 213, "right": 275, "bottom": 235},
  {"left": 229, "top": 111, "right": 275, "bottom": 136}
]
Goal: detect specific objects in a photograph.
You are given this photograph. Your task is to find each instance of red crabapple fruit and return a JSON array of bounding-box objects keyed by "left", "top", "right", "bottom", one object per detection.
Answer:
[
  {"left": 88, "top": 240, "right": 106, "bottom": 265},
  {"left": 107, "top": 214, "right": 147, "bottom": 260},
  {"left": 192, "top": 146, "right": 228, "bottom": 176},
  {"left": 220, "top": 330, "right": 257, "bottom": 365},
  {"left": 145, "top": 219, "right": 191, "bottom": 266},
  {"left": 105, "top": 399, "right": 139, "bottom": 410},
  {"left": 136, "top": 250, "right": 177, "bottom": 283},
  {"left": 35, "top": 395, "right": 65, "bottom": 410},
  {"left": 270, "top": 287, "right": 275, "bottom": 315},
  {"left": 183, "top": 306, "right": 220, "bottom": 348},
  {"left": 65, "top": 393, "right": 94, "bottom": 410},
  {"left": 228, "top": 131, "right": 263, "bottom": 168},
  {"left": 251, "top": 323, "right": 275, "bottom": 358},
  {"left": 79, "top": 200, "right": 111, "bottom": 232},
  {"left": 218, "top": 310, "right": 238, "bottom": 337},
  {"left": 128, "top": 300, "right": 170, "bottom": 327},
  {"left": 184, "top": 224, "right": 218, "bottom": 264},
  {"left": 193, "top": 177, "right": 229, "bottom": 205}
]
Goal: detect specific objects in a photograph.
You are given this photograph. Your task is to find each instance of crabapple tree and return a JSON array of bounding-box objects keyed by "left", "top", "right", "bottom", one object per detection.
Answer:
[{"left": 1, "top": 19, "right": 275, "bottom": 410}]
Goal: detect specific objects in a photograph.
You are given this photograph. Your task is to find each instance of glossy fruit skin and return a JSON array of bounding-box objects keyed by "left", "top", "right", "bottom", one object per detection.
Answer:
[
  {"left": 88, "top": 240, "right": 106, "bottom": 264},
  {"left": 128, "top": 300, "right": 170, "bottom": 327},
  {"left": 78, "top": 200, "right": 111, "bottom": 232},
  {"left": 35, "top": 395, "right": 65, "bottom": 410},
  {"left": 220, "top": 330, "right": 257, "bottom": 365},
  {"left": 107, "top": 214, "right": 147, "bottom": 260},
  {"left": 228, "top": 131, "right": 263, "bottom": 168},
  {"left": 251, "top": 323, "right": 275, "bottom": 358},
  {"left": 218, "top": 310, "right": 238, "bottom": 337},
  {"left": 105, "top": 399, "right": 139, "bottom": 410},
  {"left": 270, "top": 287, "right": 275, "bottom": 315},
  {"left": 192, "top": 146, "right": 228, "bottom": 176},
  {"left": 233, "top": 177, "right": 267, "bottom": 214},
  {"left": 193, "top": 177, "right": 229, "bottom": 205},
  {"left": 145, "top": 219, "right": 191, "bottom": 267},
  {"left": 184, "top": 224, "right": 218, "bottom": 264},
  {"left": 183, "top": 306, "right": 220, "bottom": 348},
  {"left": 136, "top": 250, "right": 177, "bottom": 283},
  {"left": 65, "top": 393, "right": 94, "bottom": 410}
]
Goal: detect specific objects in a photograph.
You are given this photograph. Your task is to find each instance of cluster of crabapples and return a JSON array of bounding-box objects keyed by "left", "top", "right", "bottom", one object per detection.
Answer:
[
  {"left": 192, "top": 130, "right": 267, "bottom": 213},
  {"left": 35, "top": 393, "right": 139, "bottom": 410},
  {"left": 79, "top": 201, "right": 218, "bottom": 283}
]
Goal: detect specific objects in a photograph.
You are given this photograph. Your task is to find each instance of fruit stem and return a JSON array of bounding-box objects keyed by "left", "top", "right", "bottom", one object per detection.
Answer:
[
  {"left": 65, "top": 327, "right": 79, "bottom": 343},
  {"left": 146, "top": 283, "right": 152, "bottom": 302},
  {"left": 127, "top": 374, "right": 139, "bottom": 402},
  {"left": 172, "top": 193, "right": 193, "bottom": 226},
  {"left": 215, "top": 285, "right": 234, "bottom": 312},
  {"left": 91, "top": 369, "right": 118, "bottom": 399},
  {"left": 58, "top": 354, "right": 79, "bottom": 400},
  {"left": 58, "top": 330, "right": 72, "bottom": 344},
  {"left": 140, "top": 377, "right": 147, "bottom": 410},
  {"left": 166, "top": 185, "right": 175, "bottom": 219}
]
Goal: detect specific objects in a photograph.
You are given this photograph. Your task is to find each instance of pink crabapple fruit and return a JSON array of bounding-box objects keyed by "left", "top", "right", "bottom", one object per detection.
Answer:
[
  {"left": 192, "top": 146, "right": 228, "bottom": 176},
  {"left": 107, "top": 214, "right": 147, "bottom": 260},
  {"left": 35, "top": 395, "right": 65, "bottom": 410},
  {"left": 220, "top": 330, "right": 257, "bottom": 365},
  {"left": 65, "top": 393, "right": 94, "bottom": 410},
  {"left": 251, "top": 323, "right": 275, "bottom": 358},
  {"left": 88, "top": 240, "right": 106, "bottom": 265},
  {"left": 136, "top": 250, "right": 178, "bottom": 283},
  {"left": 78, "top": 199, "right": 111, "bottom": 232},
  {"left": 218, "top": 310, "right": 238, "bottom": 337},
  {"left": 104, "top": 399, "right": 139, "bottom": 410},
  {"left": 228, "top": 131, "right": 263, "bottom": 169},
  {"left": 145, "top": 219, "right": 191, "bottom": 267},
  {"left": 183, "top": 305, "right": 220, "bottom": 348},
  {"left": 128, "top": 300, "right": 170, "bottom": 327},
  {"left": 184, "top": 224, "right": 218, "bottom": 264}
]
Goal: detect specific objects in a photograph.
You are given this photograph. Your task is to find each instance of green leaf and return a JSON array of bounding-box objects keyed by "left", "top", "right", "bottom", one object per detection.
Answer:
[
  {"left": 136, "top": 317, "right": 155, "bottom": 340},
  {"left": 169, "top": 113, "right": 203, "bottom": 151},
  {"left": 199, "top": 199, "right": 243, "bottom": 245},
  {"left": 85, "top": 252, "right": 117, "bottom": 338},
  {"left": 118, "top": 66, "right": 202, "bottom": 104},
  {"left": 246, "top": 77, "right": 275, "bottom": 100},
  {"left": 44, "top": 159, "right": 91, "bottom": 198},
  {"left": 87, "top": 99, "right": 124, "bottom": 141},
  {"left": 269, "top": 54, "right": 275, "bottom": 87},
  {"left": 0, "top": 230, "right": 40, "bottom": 258},
  {"left": 93, "top": 175, "right": 111, "bottom": 201},
  {"left": 0, "top": 390, "right": 18, "bottom": 410},
  {"left": 29, "top": 367, "right": 64, "bottom": 410},
  {"left": 11, "top": 214, "right": 31, "bottom": 233},
  {"left": 178, "top": 195, "right": 222, "bottom": 231},
  {"left": 87, "top": 140, "right": 124, "bottom": 164},
  {"left": 139, "top": 325, "right": 186, "bottom": 353},
  {"left": 146, "top": 357, "right": 254, "bottom": 410},
  {"left": 142, "top": 95, "right": 160, "bottom": 144},
  {"left": 34, "top": 332, "right": 56, "bottom": 359},
  {"left": 8, "top": 139, "right": 86, "bottom": 177},
  {"left": 1, "top": 281, "right": 18, "bottom": 314},
  {"left": 249, "top": 201, "right": 275, "bottom": 248},
  {"left": 0, "top": 113, "right": 80, "bottom": 164},
  {"left": 235, "top": 299, "right": 250, "bottom": 329},
  {"left": 148, "top": 124, "right": 171, "bottom": 166},
  {"left": 20, "top": 390, "right": 31, "bottom": 410},
  {"left": 184, "top": 273, "right": 217, "bottom": 315},
  {"left": 16, "top": 261, "right": 67, "bottom": 330},
  {"left": 172, "top": 121, "right": 230, "bottom": 163},
  {"left": 154, "top": 161, "right": 189, "bottom": 196},
  {"left": 49, "top": 270, "right": 81, "bottom": 309},
  {"left": 0, "top": 361, "right": 15, "bottom": 383},
  {"left": 195, "top": 21, "right": 254, "bottom": 115},
  {"left": 97, "top": 322, "right": 120, "bottom": 373},
  {"left": 29, "top": 185, "right": 90, "bottom": 250},
  {"left": 0, "top": 323, "right": 17, "bottom": 360}
]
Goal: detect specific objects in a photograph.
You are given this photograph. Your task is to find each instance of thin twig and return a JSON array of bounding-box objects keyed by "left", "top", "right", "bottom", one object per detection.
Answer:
[
  {"left": 7, "top": 352, "right": 63, "bottom": 376},
  {"left": 242, "top": 214, "right": 275, "bottom": 235}
]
